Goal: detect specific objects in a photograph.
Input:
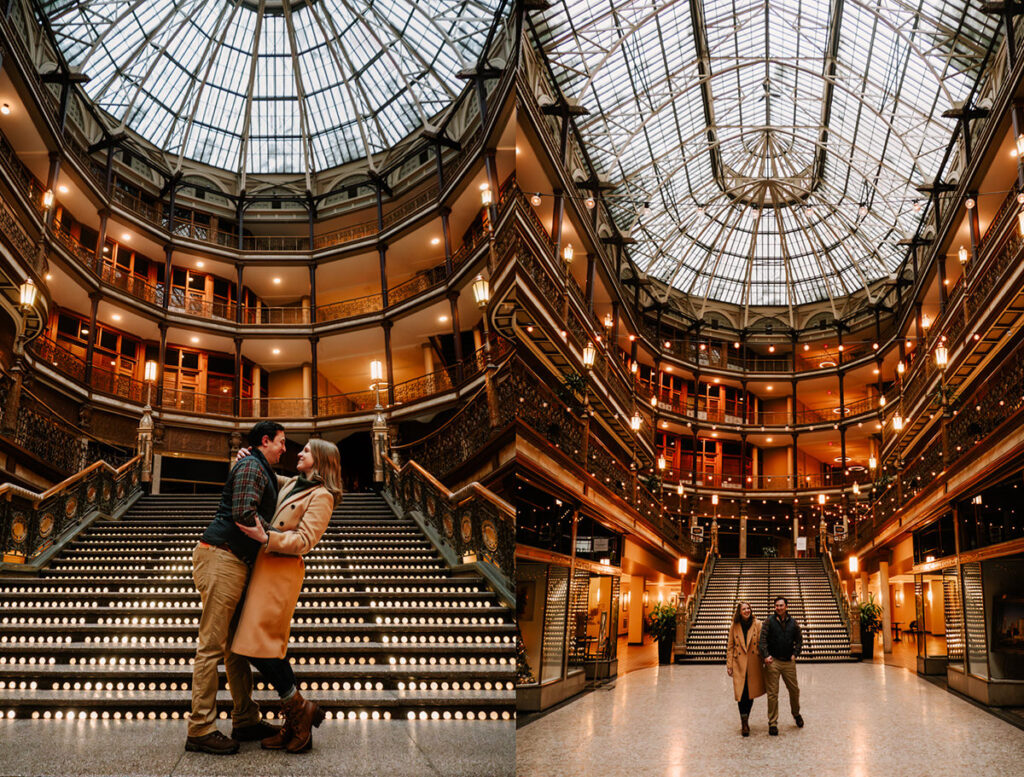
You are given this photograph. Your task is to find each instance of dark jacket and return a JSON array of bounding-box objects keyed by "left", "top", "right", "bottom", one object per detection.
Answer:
[
  {"left": 759, "top": 613, "right": 802, "bottom": 661},
  {"left": 201, "top": 451, "right": 279, "bottom": 565}
]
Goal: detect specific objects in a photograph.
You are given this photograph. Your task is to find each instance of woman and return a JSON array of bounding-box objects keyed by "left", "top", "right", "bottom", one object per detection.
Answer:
[
  {"left": 232, "top": 439, "right": 343, "bottom": 753},
  {"left": 726, "top": 601, "right": 765, "bottom": 737}
]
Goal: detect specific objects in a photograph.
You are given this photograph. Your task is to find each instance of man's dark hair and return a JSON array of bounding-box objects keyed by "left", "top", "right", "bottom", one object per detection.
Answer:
[
  {"left": 774, "top": 596, "right": 788, "bottom": 606},
  {"left": 249, "top": 421, "right": 284, "bottom": 449}
]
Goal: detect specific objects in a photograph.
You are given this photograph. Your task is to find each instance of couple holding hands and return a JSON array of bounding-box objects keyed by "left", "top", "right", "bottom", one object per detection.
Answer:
[{"left": 184, "top": 421, "right": 343, "bottom": 755}]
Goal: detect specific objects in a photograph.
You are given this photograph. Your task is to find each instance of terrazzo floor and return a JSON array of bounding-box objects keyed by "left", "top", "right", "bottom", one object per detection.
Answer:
[
  {"left": 516, "top": 662, "right": 1024, "bottom": 777},
  {"left": 0, "top": 719, "right": 514, "bottom": 777}
]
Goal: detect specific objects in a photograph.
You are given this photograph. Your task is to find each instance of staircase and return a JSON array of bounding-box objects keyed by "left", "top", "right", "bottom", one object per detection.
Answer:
[
  {"left": 682, "top": 558, "right": 852, "bottom": 662},
  {"left": 0, "top": 492, "right": 515, "bottom": 721}
]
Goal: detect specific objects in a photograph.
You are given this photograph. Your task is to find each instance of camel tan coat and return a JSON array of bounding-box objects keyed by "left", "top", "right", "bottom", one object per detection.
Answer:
[
  {"left": 231, "top": 476, "right": 336, "bottom": 659},
  {"left": 726, "top": 618, "right": 766, "bottom": 701}
]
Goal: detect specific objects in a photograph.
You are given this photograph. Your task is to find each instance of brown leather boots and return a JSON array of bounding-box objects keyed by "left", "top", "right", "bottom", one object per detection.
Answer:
[{"left": 260, "top": 690, "right": 326, "bottom": 753}]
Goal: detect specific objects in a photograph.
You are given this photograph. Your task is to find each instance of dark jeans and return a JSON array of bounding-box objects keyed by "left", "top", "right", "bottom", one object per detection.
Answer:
[
  {"left": 244, "top": 656, "right": 296, "bottom": 698},
  {"left": 738, "top": 677, "right": 753, "bottom": 716}
]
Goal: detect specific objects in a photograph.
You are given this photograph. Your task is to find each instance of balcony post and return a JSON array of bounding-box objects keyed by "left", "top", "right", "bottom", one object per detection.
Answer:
[
  {"left": 440, "top": 206, "right": 454, "bottom": 276},
  {"left": 967, "top": 191, "right": 981, "bottom": 284},
  {"left": 236, "top": 191, "right": 246, "bottom": 252},
  {"left": 937, "top": 253, "right": 948, "bottom": 312},
  {"left": 791, "top": 378, "right": 798, "bottom": 426},
  {"left": 44, "top": 151, "right": 60, "bottom": 230},
  {"left": 383, "top": 320, "right": 395, "bottom": 406},
  {"left": 233, "top": 338, "right": 242, "bottom": 417},
  {"left": 791, "top": 432, "right": 799, "bottom": 490},
  {"left": 162, "top": 245, "right": 173, "bottom": 310},
  {"left": 82, "top": 291, "right": 100, "bottom": 389},
  {"left": 448, "top": 290, "right": 464, "bottom": 384},
  {"left": 308, "top": 264, "right": 316, "bottom": 324},
  {"left": 95, "top": 209, "right": 108, "bottom": 271},
  {"left": 156, "top": 323, "right": 167, "bottom": 407},
  {"left": 584, "top": 252, "right": 596, "bottom": 314},
  {"left": 1013, "top": 100, "right": 1024, "bottom": 189},
  {"left": 310, "top": 336, "right": 319, "bottom": 418},
  {"left": 236, "top": 265, "right": 244, "bottom": 324}
]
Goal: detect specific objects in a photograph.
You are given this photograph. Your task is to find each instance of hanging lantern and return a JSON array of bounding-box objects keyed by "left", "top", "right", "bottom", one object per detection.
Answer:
[
  {"left": 631, "top": 360, "right": 639, "bottom": 374},
  {"left": 649, "top": 394, "right": 658, "bottom": 407},
  {"left": 630, "top": 412, "right": 641, "bottom": 432},
  {"left": 921, "top": 313, "right": 931, "bottom": 330},
  {"left": 711, "top": 494, "right": 718, "bottom": 506},
  {"left": 19, "top": 278, "right": 37, "bottom": 310},
  {"left": 657, "top": 455, "right": 666, "bottom": 471},
  {"left": 582, "top": 342, "right": 597, "bottom": 370},
  {"left": 958, "top": 245, "right": 968, "bottom": 265},
  {"left": 935, "top": 344, "right": 948, "bottom": 369},
  {"left": 472, "top": 274, "right": 490, "bottom": 308}
]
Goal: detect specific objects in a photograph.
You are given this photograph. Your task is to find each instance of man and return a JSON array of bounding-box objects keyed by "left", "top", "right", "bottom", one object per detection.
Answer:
[
  {"left": 758, "top": 595, "right": 804, "bottom": 736},
  {"left": 185, "top": 421, "right": 287, "bottom": 755}
]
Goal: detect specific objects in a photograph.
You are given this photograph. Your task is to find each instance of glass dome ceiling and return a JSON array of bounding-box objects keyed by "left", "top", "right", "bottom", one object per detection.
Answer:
[
  {"left": 532, "top": 0, "right": 1001, "bottom": 311},
  {"left": 41, "top": 0, "right": 503, "bottom": 175}
]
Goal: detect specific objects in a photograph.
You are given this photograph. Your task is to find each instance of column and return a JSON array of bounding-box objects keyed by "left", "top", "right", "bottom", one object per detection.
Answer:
[
  {"left": 440, "top": 206, "right": 454, "bottom": 275},
  {"left": 879, "top": 559, "right": 893, "bottom": 654},
  {"left": 156, "top": 323, "right": 168, "bottom": 407},
  {"left": 739, "top": 514, "right": 748, "bottom": 559},
  {"left": 301, "top": 362, "right": 313, "bottom": 418},
  {"left": 937, "top": 254, "right": 948, "bottom": 312},
  {"left": 627, "top": 576, "right": 646, "bottom": 645},
  {"left": 378, "top": 242, "right": 389, "bottom": 308},
  {"left": 309, "top": 336, "right": 319, "bottom": 417},
  {"left": 967, "top": 192, "right": 981, "bottom": 280},
  {"left": 236, "top": 265, "right": 244, "bottom": 323},
  {"left": 233, "top": 338, "right": 242, "bottom": 417},
  {"left": 422, "top": 343, "right": 435, "bottom": 374},
  {"left": 44, "top": 152, "right": 61, "bottom": 229},
  {"left": 1013, "top": 101, "right": 1024, "bottom": 189},
  {"left": 584, "top": 252, "right": 596, "bottom": 313},
  {"left": 308, "top": 265, "right": 317, "bottom": 324},
  {"left": 82, "top": 292, "right": 100, "bottom": 388},
  {"left": 860, "top": 570, "right": 870, "bottom": 606},
  {"left": 95, "top": 210, "right": 109, "bottom": 272}
]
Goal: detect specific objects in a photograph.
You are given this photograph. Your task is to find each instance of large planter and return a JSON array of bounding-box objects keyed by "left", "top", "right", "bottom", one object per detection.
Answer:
[
  {"left": 861, "top": 632, "right": 876, "bottom": 660},
  {"left": 657, "top": 638, "right": 673, "bottom": 665}
]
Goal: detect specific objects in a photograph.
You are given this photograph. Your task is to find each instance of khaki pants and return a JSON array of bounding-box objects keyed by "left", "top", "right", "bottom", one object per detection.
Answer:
[
  {"left": 188, "top": 544, "right": 261, "bottom": 737},
  {"left": 764, "top": 658, "right": 800, "bottom": 727}
]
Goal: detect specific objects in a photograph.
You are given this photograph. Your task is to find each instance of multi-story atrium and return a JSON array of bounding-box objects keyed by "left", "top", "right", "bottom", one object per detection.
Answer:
[{"left": 2, "top": 1, "right": 1024, "bottom": 776}]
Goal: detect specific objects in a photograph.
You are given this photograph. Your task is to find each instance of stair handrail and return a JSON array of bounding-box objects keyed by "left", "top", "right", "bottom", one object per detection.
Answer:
[
  {"left": 0, "top": 455, "right": 143, "bottom": 568},
  {"left": 822, "top": 550, "right": 855, "bottom": 642},
  {"left": 381, "top": 454, "right": 514, "bottom": 607},
  {"left": 676, "top": 548, "right": 717, "bottom": 655}
]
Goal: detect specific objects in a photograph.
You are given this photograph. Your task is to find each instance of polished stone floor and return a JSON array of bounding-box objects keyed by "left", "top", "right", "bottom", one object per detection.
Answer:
[
  {"left": 516, "top": 662, "right": 1024, "bottom": 777},
  {"left": 0, "top": 719, "right": 514, "bottom": 777}
]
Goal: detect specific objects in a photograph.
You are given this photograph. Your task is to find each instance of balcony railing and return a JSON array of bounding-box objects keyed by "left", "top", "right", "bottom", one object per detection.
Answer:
[{"left": 650, "top": 389, "right": 883, "bottom": 428}]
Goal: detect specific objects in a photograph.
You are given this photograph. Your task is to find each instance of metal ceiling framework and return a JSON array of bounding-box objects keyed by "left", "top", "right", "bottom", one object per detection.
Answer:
[
  {"left": 38, "top": 0, "right": 503, "bottom": 177},
  {"left": 530, "top": 0, "right": 1001, "bottom": 315}
]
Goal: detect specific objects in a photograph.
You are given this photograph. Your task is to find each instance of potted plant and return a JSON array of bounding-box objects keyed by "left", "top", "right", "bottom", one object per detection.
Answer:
[
  {"left": 859, "top": 593, "right": 883, "bottom": 659},
  {"left": 645, "top": 602, "right": 679, "bottom": 664}
]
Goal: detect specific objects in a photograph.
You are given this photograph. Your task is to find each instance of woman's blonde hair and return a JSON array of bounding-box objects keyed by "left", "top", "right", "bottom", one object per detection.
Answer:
[
  {"left": 733, "top": 601, "right": 754, "bottom": 625},
  {"left": 304, "top": 438, "right": 343, "bottom": 507}
]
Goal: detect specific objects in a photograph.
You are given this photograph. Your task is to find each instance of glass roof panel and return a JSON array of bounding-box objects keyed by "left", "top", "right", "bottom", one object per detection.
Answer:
[
  {"left": 533, "top": 0, "right": 1001, "bottom": 311},
  {"left": 41, "top": 0, "right": 502, "bottom": 175}
]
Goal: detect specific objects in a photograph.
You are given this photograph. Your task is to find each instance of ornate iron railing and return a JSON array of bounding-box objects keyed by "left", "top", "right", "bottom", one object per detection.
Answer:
[
  {"left": 0, "top": 456, "right": 143, "bottom": 565},
  {"left": 677, "top": 549, "right": 716, "bottom": 655},
  {"left": 382, "top": 454, "right": 514, "bottom": 592}
]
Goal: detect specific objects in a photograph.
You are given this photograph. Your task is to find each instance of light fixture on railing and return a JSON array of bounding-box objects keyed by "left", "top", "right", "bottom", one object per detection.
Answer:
[
  {"left": 472, "top": 274, "right": 490, "bottom": 308},
  {"left": 848, "top": 556, "right": 859, "bottom": 574},
  {"left": 18, "top": 278, "right": 37, "bottom": 310},
  {"left": 144, "top": 361, "right": 157, "bottom": 382},
  {"left": 897, "top": 360, "right": 905, "bottom": 376},
  {"left": 370, "top": 359, "right": 384, "bottom": 383},
  {"left": 934, "top": 344, "right": 948, "bottom": 369},
  {"left": 604, "top": 313, "right": 614, "bottom": 330},
  {"left": 965, "top": 197, "right": 975, "bottom": 210},
  {"left": 869, "top": 455, "right": 877, "bottom": 471},
  {"left": 920, "top": 313, "right": 931, "bottom": 330},
  {"left": 852, "top": 481, "right": 860, "bottom": 495},
  {"left": 42, "top": 189, "right": 55, "bottom": 209},
  {"left": 1018, "top": 209, "right": 1024, "bottom": 237},
  {"left": 711, "top": 494, "right": 718, "bottom": 506},
  {"left": 677, "top": 482, "right": 684, "bottom": 496},
  {"left": 677, "top": 557, "right": 688, "bottom": 575},
  {"left": 958, "top": 245, "right": 968, "bottom": 265},
  {"left": 562, "top": 243, "right": 574, "bottom": 263},
  {"left": 1016, "top": 133, "right": 1024, "bottom": 158},
  {"left": 630, "top": 412, "right": 641, "bottom": 431},
  {"left": 657, "top": 455, "right": 666, "bottom": 471},
  {"left": 630, "top": 360, "right": 639, "bottom": 374},
  {"left": 892, "top": 413, "right": 904, "bottom": 432},
  {"left": 582, "top": 342, "right": 596, "bottom": 370},
  {"left": 879, "top": 394, "right": 887, "bottom": 408},
  {"left": 818, "top": 494, "right": 827, "bottom": 506},
  {"left": 480, "top": 187, "right": 492, "bottom": 207},
  {"left": 649, "top": 394, "right": 657, "bottom": 407}
]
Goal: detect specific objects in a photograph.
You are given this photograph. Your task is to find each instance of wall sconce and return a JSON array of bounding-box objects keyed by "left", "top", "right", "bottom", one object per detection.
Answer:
[
  {"left": 677, "top": 557, "right": 688, "bottom": 575},
  {"left": 869, "top": 455, "right": 877, "bottom": 471},
  {"left": 848, "top": 556, "right": 859, "bottom": 574},
  {"left": 895, "top": 588, "right": 904, "bottom": 607},
  {"left": 630, "top": 412, "right": 641, "bottom": 431},
  {"left": 958, "top": 246, "right": 968, "bottom": 265},
  {"left": 582, "top": 342, "right": 596, "bottom": 370},
  {"left": 642, "top": 590, "right": 649, "bottom": 608},
  {"left": 18, "top": 278, "right": 37, "bottom": 310},
  {"left": 471, "top": 274, "right": 490, "bottom": 308}
]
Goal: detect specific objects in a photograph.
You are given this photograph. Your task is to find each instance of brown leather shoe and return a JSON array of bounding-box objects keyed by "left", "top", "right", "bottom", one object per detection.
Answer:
[
  {"left": 185, "top": 730, "right": 239, "bottom": 755},
  {"left": 740, "top": 714, "right": 750, "bottom": 737},
  {"left": 261, "top": 715, "right": 296, "bottom": 750},
  {"left": 280, "top": 690, "right": 326, "bottom": 754}
]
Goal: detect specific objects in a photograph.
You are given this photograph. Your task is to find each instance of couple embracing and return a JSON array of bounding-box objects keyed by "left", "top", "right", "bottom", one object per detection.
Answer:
[
  {"left": 726, "top": 596, "right": 804, "bottom": 737},
  {"left": 184, "top": 420, "right": 343, "bottom": 755}
]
